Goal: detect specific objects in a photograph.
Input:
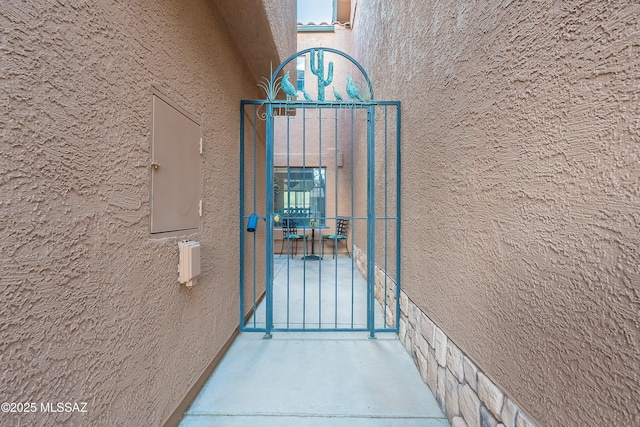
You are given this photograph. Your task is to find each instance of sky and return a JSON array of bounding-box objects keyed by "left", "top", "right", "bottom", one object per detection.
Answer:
[{"left": 297, "top": 0, "right": 334, "bottom": 24}]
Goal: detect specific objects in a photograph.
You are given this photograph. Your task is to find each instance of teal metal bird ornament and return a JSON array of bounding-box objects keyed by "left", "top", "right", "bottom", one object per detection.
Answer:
[
  {"left": 346, "top": 75, "right": 364, "bottom": 101},
  {"left": 303, "top": 90, "right": 313, "bottom": 101},
  {"left": 282, "top": 72, "right": 297, "bottom": 100},
  {"left": 333, "top": 87, "right": 343, "bottom": 101}
]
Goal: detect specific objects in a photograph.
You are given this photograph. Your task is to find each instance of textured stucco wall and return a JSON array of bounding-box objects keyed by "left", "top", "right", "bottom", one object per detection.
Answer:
[
  {"left": 241, "top": 107, "right": 267, "bottom": 321},
  {"left": 264, "top": 0, "right": 298, "bottom": 66},
  {"left": 352, "top": 1, "right": 639, "bottom": 425},
  {"left": 1, "top": 1, "right": 293, "bottom": 425},
  {"left": 215, "top": 0, "right": 296, "bottom": 83}
]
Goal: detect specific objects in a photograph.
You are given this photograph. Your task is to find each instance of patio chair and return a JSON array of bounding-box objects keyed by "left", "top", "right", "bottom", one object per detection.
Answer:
[
  {"left": 322, "top": 217, "right": 350, "bottom": 258},
  {"left": 280, "top": 219, "right": 306, "bottom": 258}
]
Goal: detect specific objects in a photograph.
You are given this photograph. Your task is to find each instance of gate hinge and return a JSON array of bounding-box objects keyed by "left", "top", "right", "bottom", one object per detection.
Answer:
[{"left": 199, "top": 138, "right": 203, "bottom": 155}]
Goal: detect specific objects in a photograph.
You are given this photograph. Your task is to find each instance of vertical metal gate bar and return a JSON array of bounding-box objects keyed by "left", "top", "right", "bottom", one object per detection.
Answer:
[
  {"left": 239, "top": 102, "right": 245, "bottom": 330},
  {"left": 367, "top": 105, "right": 376, "bottom": 338},
  {"left": 286, "top": 112, "right": 291, "bottom": 329},
  {"left": 252, "top": 104, "right": 259, "bottom": 328},
  {"left": 302, "top": 107, "right": 307, "bottom": 329},
  {"left": 350, "top": 108, "right": 355, "bottom": 329},
  {"left": 395, "top": 103, "right": 402, "bottom": 328},
  {"left": 382, "top": 105, "right": 387, "bottom": 328},
  {"left": 318, "top": 108, "right": 323, "bottom": 328},
  {"left": 286, "top": 109, "right": 292, "bottom": 272},
  {"left": 265, "top": 103, "right": 274, "bottom": 338},
  {"left": 333, "top": 107, "right": 339, "bottom": 328}
]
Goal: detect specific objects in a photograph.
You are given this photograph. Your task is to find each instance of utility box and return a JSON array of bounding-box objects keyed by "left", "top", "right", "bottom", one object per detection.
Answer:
[
  {"left": 178, "top": 241, "right": 201, "bottom": 287},
  {"left": 150, "top": 93, "right": 201, "bottom": 235}
]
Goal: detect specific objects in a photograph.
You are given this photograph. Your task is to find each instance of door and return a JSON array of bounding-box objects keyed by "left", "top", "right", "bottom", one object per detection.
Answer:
[{"left": 240, "top": 49, "right": 401, "bottom": 338}]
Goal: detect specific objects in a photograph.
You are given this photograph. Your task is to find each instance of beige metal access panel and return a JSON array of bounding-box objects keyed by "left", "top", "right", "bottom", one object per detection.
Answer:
[{"left": 150, "top": 94, "right": 201, "bottom": 234}]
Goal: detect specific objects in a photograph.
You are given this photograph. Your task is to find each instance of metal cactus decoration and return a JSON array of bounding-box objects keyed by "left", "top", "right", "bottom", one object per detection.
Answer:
[{"left": 310, "top": 49, "right": 333, "bottom": 101}]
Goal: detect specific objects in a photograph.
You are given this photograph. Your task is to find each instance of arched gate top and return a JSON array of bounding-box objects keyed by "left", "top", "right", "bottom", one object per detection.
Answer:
[{"left": 265, "top": 47, "right": 374, "bottom": 102}]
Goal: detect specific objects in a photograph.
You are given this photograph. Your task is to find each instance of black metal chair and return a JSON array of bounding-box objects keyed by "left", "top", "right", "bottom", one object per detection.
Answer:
[
  {"left": 322, "top": 217, "right": 350, "bottom": 258},
  {"left": 280, "top": 219, "right": 306, "bottom": 258}
]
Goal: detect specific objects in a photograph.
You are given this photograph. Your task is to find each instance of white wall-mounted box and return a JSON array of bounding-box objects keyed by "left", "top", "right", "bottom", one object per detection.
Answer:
[{"left": 178, "top": 241, "right": 201, "bottom": 287}]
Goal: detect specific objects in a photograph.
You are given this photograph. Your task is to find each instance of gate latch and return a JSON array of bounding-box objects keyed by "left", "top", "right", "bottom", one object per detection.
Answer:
[{"left": 247, "top": 213, "right": 259, "bottom": 233}]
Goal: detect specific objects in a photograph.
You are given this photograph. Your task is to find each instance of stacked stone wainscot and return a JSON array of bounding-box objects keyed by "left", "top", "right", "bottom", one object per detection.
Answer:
[{"left": 353, "top": 246, "right": 538, "bottom": 427}]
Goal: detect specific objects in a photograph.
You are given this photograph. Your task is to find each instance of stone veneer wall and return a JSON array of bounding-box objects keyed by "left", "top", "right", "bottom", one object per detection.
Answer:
[
  {"left": 354, "top": 246, "right": 536, "bottom": 427},
  {"left": 353, "top": 246, "right": 398, "bottom": 328},
  {"left": 399, "top": 292, "right": 538, "bottom": 427}
]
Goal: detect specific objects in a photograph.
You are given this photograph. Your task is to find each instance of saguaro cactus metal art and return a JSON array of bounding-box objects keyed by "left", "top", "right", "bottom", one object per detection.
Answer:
[{"left": 310, "top": 49, "right": 333, "bottom": 101}]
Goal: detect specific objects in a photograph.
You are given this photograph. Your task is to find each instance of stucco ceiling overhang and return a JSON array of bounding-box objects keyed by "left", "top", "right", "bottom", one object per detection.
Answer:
[{"left": 213, "top": 0, "right": 296, "bottom": 86}]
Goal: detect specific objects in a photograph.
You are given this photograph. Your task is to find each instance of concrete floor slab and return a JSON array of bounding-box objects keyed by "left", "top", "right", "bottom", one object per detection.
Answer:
[
  {"left": 247, "top": 256, "right": 392, "bottom": 330},
  {"left": 180, "top": 333, "right": 448, "bottom": 426},
  {"left": 181, "top": 414, "right": 449, "bottom": 427},
  {"left": 179, "top": 255, "right": 448, "bottom": 426}
]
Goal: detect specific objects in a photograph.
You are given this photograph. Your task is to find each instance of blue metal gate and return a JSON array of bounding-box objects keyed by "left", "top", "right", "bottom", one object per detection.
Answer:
[{"left": 240, "top": 48, "right": 401, "bottom": 337}]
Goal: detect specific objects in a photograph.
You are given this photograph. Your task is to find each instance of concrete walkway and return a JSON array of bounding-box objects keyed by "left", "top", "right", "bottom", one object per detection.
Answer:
[{"left": 179, "top": 256, "right": 449, "bottom": 426}]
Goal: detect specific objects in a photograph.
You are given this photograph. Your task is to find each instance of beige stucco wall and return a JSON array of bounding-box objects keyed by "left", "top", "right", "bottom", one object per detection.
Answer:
[
  {"left": 1, "top": 1, "right": 293, "bottom": 425},
  {"left": 216, "top": 0, "right": 296, "bottom": 84},
  {"left": 352, "top": 1, "right": 639, "bottom": 426},
  {"left": 241, "top": 105, "right": 268, "bottom": 322}
]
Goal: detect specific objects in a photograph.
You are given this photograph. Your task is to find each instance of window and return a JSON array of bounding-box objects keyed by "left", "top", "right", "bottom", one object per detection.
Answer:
[
  {"left": 274, "top": 167, "right": 325, "bottom": 227},
  {"left": 296, "top": 56, "right": 305, "bottom": 91}
]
